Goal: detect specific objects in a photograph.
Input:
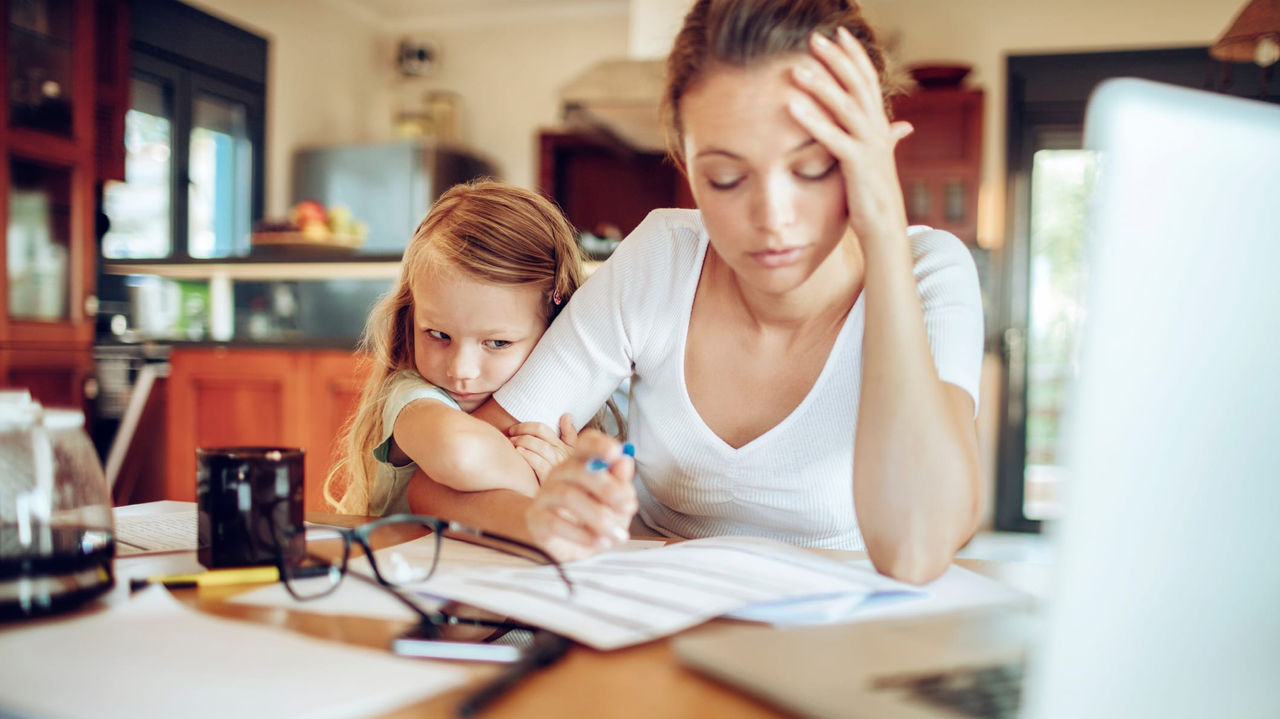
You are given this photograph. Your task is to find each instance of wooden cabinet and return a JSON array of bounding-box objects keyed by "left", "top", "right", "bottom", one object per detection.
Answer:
[
  {"left": 892, "top": 88, "right": 983, "bottom": 244},
  {"left": 0, "top": 345, "right": 93, "bottom": 406},
  {"left": 0, "top": 0, "right": 129, "bottom": 410},
  {"left": 538, "top": 130, "right": 694, "bottom": 239},
  {"left": 91, "top": 0, "right": 128, "bottom": 182},
  {"left": 304, "top": 352, "right": 367, "bottom": 507},
  {"left": 165, "top": 348, "right": 369, "bottom": 512}
]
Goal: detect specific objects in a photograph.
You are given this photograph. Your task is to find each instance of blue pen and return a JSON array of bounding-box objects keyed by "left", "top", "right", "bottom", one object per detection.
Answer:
[
  {"left": 586, "top": 443, "right": 635, "bottom": 545},
  {"left": 587, "top": 443, "right": 634, "bottom": 471}
]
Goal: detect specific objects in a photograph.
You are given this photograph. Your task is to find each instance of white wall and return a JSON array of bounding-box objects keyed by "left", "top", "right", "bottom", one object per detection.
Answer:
[
  {"left": 182, "top": 0, "right": 1246, "bottom": 231},
  {"left": 187, "top": 1, "right": 629, "bottom": 195},
  {"left": 180, "top": 0, "right": 393, "bottom": 217},
  {"left": 387, "top": 13, "right": 629, "bottom": 190},
  {"left": 629, "top": 0, "right": 691, "bottom": 58},
  {"left": 860, "top": 0, "right": 1244, "bottom": 247}
]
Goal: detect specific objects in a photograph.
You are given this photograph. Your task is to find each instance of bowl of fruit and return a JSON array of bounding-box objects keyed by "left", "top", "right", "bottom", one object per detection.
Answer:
[{"left": 251, "top": 201, "right": 369, "bottom": 256}]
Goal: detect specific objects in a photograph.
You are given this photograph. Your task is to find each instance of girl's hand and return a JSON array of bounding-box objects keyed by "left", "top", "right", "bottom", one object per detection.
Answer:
[
  {"left": 525, "top": 429, "right": 637, "bottom": 563},
  {"left": 788, "top": 27, "right": 914, "bottom": 249},
  {"left": 508, "top": 413, "right": 578, "bottom": 484}
]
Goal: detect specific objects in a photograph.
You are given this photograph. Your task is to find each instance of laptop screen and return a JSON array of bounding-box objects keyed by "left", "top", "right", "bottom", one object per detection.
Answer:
[{"left": 1024, "top": 78, "right": 1280, "bottom": 719}]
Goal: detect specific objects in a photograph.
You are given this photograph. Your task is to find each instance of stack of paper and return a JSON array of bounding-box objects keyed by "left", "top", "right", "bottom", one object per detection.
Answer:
[{"left": 410, "top": 536, "right": 921, "bottom": 650}]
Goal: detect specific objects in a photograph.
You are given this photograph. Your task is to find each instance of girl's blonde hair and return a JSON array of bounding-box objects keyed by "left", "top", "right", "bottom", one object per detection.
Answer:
[{"left": 323, "top": 180, "right": 589, "bottom": 514}]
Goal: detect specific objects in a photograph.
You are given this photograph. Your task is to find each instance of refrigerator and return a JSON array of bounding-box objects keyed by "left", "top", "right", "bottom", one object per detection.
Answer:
[
  {"left": 291, "top": 139, "right": 498, "bottom": 255},
  {"left": 280, "top": 140, "right": 496, "bottom": 341}
]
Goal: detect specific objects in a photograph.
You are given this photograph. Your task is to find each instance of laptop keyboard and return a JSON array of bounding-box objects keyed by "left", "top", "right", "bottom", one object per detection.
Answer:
[{"left": 872, "top": 663, "right": 1024, "bottom": 718}]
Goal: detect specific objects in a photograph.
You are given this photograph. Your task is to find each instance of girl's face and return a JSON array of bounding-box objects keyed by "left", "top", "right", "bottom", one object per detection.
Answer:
[
  {"left": 680, "top": 55, "right": 852, "bottom": 294},
  {"left": 410, "top": 262, "right": 547, "bottom": 413}
]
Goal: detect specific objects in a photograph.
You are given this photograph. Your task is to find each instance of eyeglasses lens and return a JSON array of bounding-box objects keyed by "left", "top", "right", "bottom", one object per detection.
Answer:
[
  {"left": 365, "top": 521, "right": 440, "bottom": 586},
  {"left": 280, "top": 525, "right": 346, "bottom": 599}
]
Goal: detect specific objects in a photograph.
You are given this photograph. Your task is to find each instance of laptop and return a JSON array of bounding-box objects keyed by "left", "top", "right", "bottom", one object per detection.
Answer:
[{"left": 674, "top": 77, "right": 1280, "bottom": 719}]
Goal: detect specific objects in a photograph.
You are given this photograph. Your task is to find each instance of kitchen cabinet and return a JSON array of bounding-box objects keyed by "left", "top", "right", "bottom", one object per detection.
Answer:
[
  {"left": 0, "top": 345, "right": 93, "bottom": 406},
  {"left": 91, "top": 0, "right": 128, "bottom": 182},
  {"left": 892, "top": 87, "right": 984, "bottom": 244},
  {"left": 538, "top": 129, "right": 694, "bottom": 240},
  {"left": 1, "top": 0, "right": 129, "bottom": 410},
  {"left": 165, "top": 347, "right": 369, "bottom": 512}
]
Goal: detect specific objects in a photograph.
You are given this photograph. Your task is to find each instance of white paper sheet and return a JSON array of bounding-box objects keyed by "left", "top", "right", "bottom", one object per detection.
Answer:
[
  {"left": 839, "top": 559, "right": 1035, "bottom": 620},
  {"left": 0, "top": 586, "right": 466, "bottom": 719},
  {"left": 114, "top": 502, "right": 197, "bottom": 555},
  {"left": 407, "top": 536, "right": 921, "bottom": 650},
  {"left": 724, "top": 559, "right": 1032, "bottom": 626},
  {"left": 228, "top": 535, "right": 666, "bottom": 621}
]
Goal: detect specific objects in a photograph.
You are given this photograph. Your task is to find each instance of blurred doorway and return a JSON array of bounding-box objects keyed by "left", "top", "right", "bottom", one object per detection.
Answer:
[{"left": 996, "top": 48, "right": 1277, "bottom": 531}]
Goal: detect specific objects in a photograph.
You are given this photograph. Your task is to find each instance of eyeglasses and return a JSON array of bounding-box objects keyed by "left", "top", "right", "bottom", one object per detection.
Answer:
[{"left": 268, "top": 513, "right": 573, "bottom": 636}]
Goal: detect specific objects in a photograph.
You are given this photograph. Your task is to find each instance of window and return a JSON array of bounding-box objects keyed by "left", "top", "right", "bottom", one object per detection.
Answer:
[
  {"left": 187, "top": 88, "right": 255, "bottom": 258},
  {"left": 102, "top": 77, "right": 171, "bottom": 258},
  {"left": 100, "top": 0, "right": 264, "bottom": 260}
]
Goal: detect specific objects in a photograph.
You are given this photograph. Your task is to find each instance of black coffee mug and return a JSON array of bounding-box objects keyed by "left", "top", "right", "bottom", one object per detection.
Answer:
[{"left": 196, "top": 447, "right": 305, "bottom": 569}]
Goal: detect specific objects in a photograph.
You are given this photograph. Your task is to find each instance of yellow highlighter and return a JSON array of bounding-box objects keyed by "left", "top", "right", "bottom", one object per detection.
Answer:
[{"left": 129, "top": 566, "right": 283, "bottom": 591}]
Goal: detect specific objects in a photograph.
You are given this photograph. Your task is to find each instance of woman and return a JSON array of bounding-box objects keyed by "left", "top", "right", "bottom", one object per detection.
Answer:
[{"left": 408, "top": 0, "right": 983, "bottom": 584}]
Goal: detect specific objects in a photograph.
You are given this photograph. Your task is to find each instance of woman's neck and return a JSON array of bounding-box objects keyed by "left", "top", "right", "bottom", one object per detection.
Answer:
[{"left": 711, "top": 233, "right": 864, "bottom": 334}]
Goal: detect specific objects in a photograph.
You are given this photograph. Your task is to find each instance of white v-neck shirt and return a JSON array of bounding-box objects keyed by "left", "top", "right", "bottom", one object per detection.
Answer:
[{"left": 494, "top": 209, "right": 983, "bottom": 550}]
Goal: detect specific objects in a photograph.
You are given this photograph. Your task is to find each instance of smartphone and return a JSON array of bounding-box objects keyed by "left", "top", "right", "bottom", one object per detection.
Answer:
[{"left": 391, "top": 622, "right": 535, "bottom": 663}]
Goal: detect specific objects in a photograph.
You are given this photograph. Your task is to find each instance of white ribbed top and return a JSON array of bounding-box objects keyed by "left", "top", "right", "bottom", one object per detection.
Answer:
[{"left": 494, "top": 209, "right": 983, "bottom": 550}]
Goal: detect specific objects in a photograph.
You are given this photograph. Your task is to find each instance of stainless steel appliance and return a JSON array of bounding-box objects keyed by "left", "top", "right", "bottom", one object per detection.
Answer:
[{"left": 291, "top": 140, "right": 497, "bottom": 255}]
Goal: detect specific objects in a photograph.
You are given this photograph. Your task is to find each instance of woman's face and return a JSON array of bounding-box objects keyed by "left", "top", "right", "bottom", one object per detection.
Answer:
[
  {"left": 410, "top": 262, "right": 546, "bottom": 413},
  {"left": 680, "top": 55, "right": 852, "bottom": 294}
]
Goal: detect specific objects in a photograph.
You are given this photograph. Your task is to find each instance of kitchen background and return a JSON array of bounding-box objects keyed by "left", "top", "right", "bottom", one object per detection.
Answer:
[{"left": 4, "top": 0, "right": 1271, "bottom": 538}]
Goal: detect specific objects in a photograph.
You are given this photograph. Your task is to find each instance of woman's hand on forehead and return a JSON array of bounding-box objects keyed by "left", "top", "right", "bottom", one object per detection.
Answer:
[{"left": 786, "top": 26, "right": 913, "bottom": 250}]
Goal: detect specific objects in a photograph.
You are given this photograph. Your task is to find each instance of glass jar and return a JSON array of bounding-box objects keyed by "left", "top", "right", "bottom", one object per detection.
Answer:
[{"left": 0, "top": 393, "right": 114, "bottom": 619}]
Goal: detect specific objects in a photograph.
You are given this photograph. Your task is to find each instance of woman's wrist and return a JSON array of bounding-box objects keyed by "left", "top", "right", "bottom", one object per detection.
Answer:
[{"left": 855, "top": 224, "right": 912, "bottom": 270}]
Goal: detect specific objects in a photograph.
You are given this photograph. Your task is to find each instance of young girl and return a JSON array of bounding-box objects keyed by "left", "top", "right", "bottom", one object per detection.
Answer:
[{"left": 323, "top": 180, "right": 587, "bottom": 516}]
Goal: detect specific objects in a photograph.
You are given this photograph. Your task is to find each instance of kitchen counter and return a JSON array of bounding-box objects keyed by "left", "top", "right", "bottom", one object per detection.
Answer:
[
  {"left": 102, "top": 256, "right": 404, "bottom": 281},
  {"left": 98, "top": 337, "right": 362, "bottom": 352}
]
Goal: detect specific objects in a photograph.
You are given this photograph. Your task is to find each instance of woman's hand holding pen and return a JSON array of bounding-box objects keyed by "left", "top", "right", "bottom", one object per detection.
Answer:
[
  {"left": 788, "top": 26, "right": 913, "bottom": 252},
  {"left": 508, "top": 413, "right": 578, "bottom": 484},
  {"left": 526, "top": 430, "right": 636, "bottom": 563}
]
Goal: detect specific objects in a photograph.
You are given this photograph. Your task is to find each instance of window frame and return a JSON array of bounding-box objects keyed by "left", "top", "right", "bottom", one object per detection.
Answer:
[
  {"left": 113, "top": 0, "right": 265, "bottom": 261},
  {"left": 996, "top": 47, "right": 1279, "bottom": 532}
]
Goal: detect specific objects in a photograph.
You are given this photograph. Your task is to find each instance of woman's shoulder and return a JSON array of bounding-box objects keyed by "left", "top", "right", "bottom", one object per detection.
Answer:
[
  {"left": 906, "top": 225, "right": 970, "bottom": 259},
  {"left": 634, "top": 207, "right": 705, "bottom": 235},
  {"left": 605, "top": 208, "right": 707, "bottom": 272},
  {"left": 904, "top": 225, "right": 981, "bottom": 300},
  {"left": 906, "top": 225, "right": 977, "bottom": 274}
]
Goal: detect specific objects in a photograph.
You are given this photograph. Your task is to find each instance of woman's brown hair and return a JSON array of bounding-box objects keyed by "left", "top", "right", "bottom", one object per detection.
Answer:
[{"left": 662, "top": 0, "right": 900, "bottom": 169}]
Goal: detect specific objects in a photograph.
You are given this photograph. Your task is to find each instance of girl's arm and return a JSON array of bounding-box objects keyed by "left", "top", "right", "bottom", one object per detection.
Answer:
[
  {"left": 392, "top": 399, "right": 539, "bottom": 496},
  {"left": 406, "top": 469, "right": 537, "bottom": 540},
  {"left": 792, "top": 28, "right": 981, "bottom": 584},
  {"left": 406, "top": 427, "right": 634, "bottom": 565}
]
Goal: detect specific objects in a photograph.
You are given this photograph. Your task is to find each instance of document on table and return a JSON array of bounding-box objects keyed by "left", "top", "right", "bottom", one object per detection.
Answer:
[
  {"left": 723, "top": 559, "right": 1034, "bottom": 626},
  {"left": 228, "top": 535, "right": 666, "bottom": 621},
  {"left": 408, "top": 536, "right": 922, "bottom": 650},
  {"left": 113, "top": 501, "right": 197, "bottom": 555},
  {"left": 0, "top": 586, "right": 466, "bottom": 719}
]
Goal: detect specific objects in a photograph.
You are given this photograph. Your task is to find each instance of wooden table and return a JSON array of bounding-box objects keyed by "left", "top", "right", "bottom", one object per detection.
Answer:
[{"left": 178, "top": 514, "right": 1049, "bottom": 719}]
